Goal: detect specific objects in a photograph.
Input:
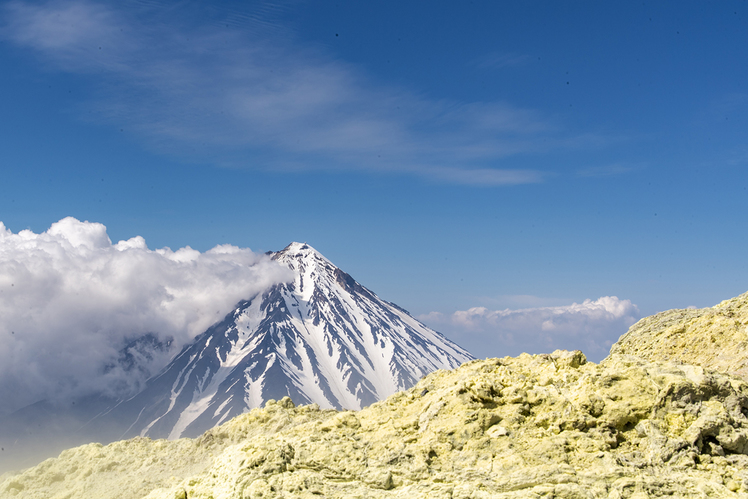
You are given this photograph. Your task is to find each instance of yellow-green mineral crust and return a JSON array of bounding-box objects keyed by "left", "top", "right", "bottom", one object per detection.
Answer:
[
  {"left": 611, "top": 291, "right": 748, "bottom": 380},
  {"left": 3, "top": 349, "right": 748, "bottom": 498}
]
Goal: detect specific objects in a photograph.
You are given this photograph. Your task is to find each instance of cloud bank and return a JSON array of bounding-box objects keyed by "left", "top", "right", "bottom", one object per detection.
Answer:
[
  {"left": 0, "top": 0, "right": 604, "bottom": 184},
  {"left": 420, "top": 296, "right": 640, "bottom": 362},
  {"left": 0, "top": 217, "right": 292, "bottom": 414}
]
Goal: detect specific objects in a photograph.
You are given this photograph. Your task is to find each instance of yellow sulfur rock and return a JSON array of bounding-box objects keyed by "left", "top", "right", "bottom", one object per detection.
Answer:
[
  {"left": 610, "top": 291, "right": 748, "bottom": 380},
  {"left": 4, "top": 349, "right": 748, "bottom": 498}
]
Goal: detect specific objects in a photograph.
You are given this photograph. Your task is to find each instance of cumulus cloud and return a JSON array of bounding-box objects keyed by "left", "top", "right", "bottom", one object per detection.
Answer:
[
  {"left": 0, "top": 217, "right": 292, "bottom": 414},
  {"left": 0, "top": 0, "right": 607, "bottom": 184},
  {"left": 420, "top": 296, "right": 640, "bottom": 362}
]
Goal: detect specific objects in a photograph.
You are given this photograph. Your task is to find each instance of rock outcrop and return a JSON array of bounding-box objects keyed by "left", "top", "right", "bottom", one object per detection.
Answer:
[
  {"left": 4, "top": 350, "right": 748, "bottom": 498},
  {"left": 610, "top": 291, "right": 748, "bottom": 380}
]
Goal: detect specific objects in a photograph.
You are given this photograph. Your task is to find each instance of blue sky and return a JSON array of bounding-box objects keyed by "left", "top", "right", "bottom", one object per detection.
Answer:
[{"left": 1, "top": 1, "right": 747, "bottom": 361}]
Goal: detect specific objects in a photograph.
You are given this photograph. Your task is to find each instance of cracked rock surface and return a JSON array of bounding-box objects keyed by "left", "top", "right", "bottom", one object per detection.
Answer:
[
  {"left": 3, "top": 349, "right": 748, "bottom": 498},
  {"left": 611, "top": 291, "right": 748, "bottom": 380}
]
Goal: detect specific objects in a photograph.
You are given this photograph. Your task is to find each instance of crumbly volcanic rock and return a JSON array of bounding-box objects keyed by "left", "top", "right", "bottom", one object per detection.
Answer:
[
  {"left": 610, "top": 291, "right": 748, "bottom": 379},
  {"left": 0, "top": 401, "right": 332, "bottom": 499},
  {"left": 4, "top": 351, "right": 748, "bottom": 498}
]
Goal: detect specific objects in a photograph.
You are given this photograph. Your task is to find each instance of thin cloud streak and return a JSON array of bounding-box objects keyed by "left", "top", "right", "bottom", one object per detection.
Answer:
[
  {"left": 425, "top": 166, "right": 543, "bottom": 186},
  {"left": 577, "top": 164, "right": 637, "bottom": 178},
  {"left": 2, "top": 0, "right": 609, "bottom": 184}
]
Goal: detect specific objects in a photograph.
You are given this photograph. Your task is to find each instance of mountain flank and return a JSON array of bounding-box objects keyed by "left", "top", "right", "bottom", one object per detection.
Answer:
[
  {"left": 0, "top": 241, "right": 474, "bottom": 474},
  {"left": 93, "top": 242, "right": 473, "bottom": 441}
]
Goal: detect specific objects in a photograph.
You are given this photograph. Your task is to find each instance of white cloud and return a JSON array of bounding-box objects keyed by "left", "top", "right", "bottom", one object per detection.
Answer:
[
  {"left": 0, "top": 217, "right": 292, "bottom": 414},
  {"left": 425, "top": 166, "right": 544, "bottom": 186},
  {"left": 0, "top": 0, "right": 606, "bottom": 184},
  {"left": 3, "top": 0, "right": 113, "bottom": 51},
  {"left": 420, "top": 296, "right": 640, "bottom": 362}
]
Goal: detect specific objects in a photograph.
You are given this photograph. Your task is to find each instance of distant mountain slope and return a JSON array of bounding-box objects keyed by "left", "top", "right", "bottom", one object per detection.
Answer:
[{"left": 99, "top": 242, "right": 473, "bottom": 440}]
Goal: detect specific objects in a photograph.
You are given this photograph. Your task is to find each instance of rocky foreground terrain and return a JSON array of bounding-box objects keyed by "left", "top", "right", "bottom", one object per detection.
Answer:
[
  {"left": 611, "top": 291, "right": 748, "bottom": 380},
  {"left": 4, "top": 291, "right": 748, "bottom": 498},
  {"left": 3, "top": 346, "right": 748, "bottom": 498}
]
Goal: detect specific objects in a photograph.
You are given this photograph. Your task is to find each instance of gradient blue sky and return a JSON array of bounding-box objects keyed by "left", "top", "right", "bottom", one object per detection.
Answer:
[{"left": 1, "top": 1, "right": 747, "bottom": 358}]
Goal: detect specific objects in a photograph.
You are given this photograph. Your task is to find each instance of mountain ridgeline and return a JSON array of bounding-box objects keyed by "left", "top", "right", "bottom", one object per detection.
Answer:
[{"left": 94, "top": 242, "right": 474, "bottom": 440}]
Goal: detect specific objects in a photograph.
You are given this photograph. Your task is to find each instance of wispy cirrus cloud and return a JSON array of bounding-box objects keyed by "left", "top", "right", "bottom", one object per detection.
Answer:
[
  {"left": 420, "top": 296, "right": 640, "bottom": 362},
  {"left": 576, "top": 163, "right": 639, "bottom": 178},
  {"left": 1, "top": 0, "right": 608, "bottom": 185}
]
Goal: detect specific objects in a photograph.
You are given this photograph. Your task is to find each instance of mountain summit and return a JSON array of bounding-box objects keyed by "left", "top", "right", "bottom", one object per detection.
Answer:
[{"left": 101, "top": 242, "right": 473, "bottom": 439}]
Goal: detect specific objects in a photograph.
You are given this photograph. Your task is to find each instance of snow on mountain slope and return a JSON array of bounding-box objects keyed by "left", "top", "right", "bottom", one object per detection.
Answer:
[{"left": 101, "top": 242, "right": 474, "bottom": 440}]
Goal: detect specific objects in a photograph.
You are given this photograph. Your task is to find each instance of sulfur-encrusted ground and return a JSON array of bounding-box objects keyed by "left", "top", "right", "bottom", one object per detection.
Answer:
[
  {"left": 611, "top": 291, "right": 748, "bottom": 380},
  {"left": 3, "top": 349, "right": 748, "bottom": 498}
]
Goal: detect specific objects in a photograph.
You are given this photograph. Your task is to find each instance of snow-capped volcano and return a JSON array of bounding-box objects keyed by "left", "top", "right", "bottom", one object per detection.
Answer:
[{"left": 100, "top": 242, "right": 473, "bottom": 439}]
